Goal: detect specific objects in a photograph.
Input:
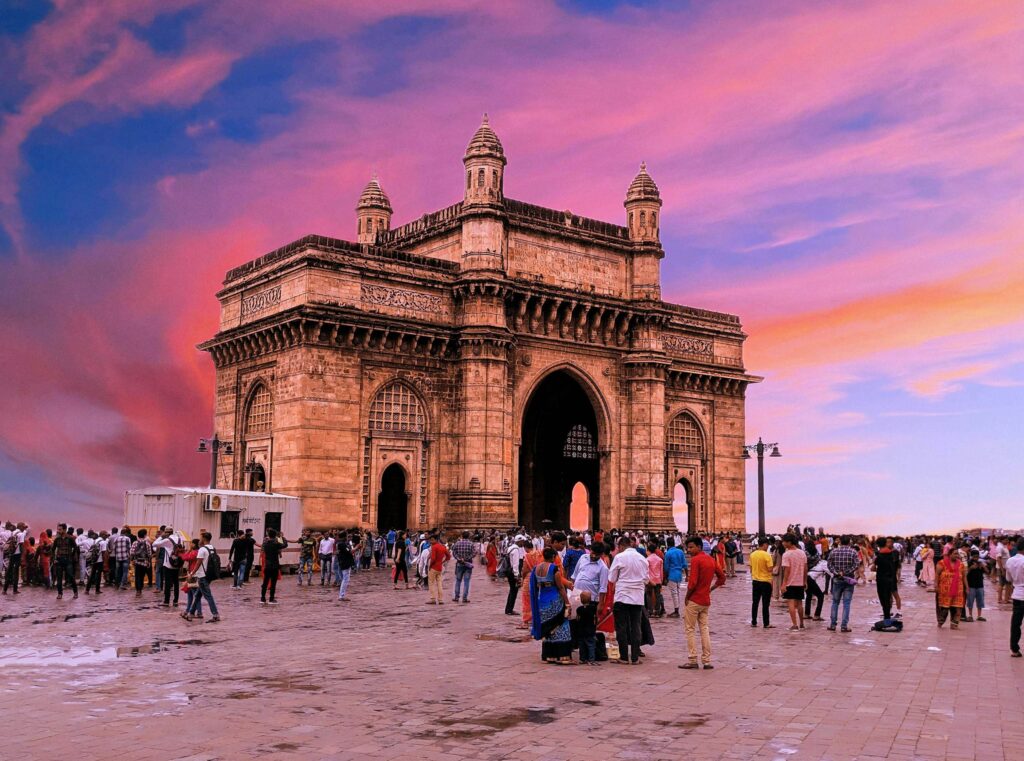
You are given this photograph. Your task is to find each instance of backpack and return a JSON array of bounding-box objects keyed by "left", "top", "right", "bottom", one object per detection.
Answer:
[
  {"left": 169, "top": 546, "right": 185, "bottom": 570},
  {"left": 496, "top": 549, "right": 512, "bottom": 579},
  {"left": 203, "top": 546, "right": 221, "bottom": 582},
  {"left": 87, "top": 543, "right": 101, "bottom": 565},
  {"left": 872, "top": 618, "right": 903, "bottom": 633}
]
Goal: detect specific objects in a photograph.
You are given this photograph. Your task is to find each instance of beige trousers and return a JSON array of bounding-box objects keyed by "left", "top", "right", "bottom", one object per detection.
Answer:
[
  {"left": 428, "top": 568, "right": 443, "bottom": 602},
  {"left": 684, "top": 601, "right": 712, "bottom": 664}
]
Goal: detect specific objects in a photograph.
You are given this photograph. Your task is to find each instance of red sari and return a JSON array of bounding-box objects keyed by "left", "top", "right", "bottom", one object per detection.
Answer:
[
  {"left": 485, "top": 542, "right": 498, "bottom": 577},
  {"left": 597, "top": 553, "right": 615, "bottom": 634}
]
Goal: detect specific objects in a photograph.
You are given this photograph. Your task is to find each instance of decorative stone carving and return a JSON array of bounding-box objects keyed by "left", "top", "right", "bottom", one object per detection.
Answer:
[
  {"left": 240, "top": 285, "right": 282, "bottom": 317},
  {"left": 663, "top": 335, "right": 713, "bottom": 357},
  {"left": 361, "top": 284, "right": 441, "bottom": 313}
]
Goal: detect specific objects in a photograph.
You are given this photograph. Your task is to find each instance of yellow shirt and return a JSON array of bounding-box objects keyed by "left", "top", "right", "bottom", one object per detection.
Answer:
[{"left": 749, "top": 549, "right": 774, "bottom": 582}]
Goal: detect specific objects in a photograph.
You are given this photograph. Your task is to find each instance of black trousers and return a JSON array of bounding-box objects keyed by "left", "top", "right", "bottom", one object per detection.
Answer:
[
  {"left": 876, "top": 577, "right": 894, "bottom": 619},
  {"left": 3, "top": 556, "right": 20, "bottom": 592},
  {"left": 86, "top": 563, "right": 103, "bottom": 593},
  {"left": 134, "top": 563, "right": 150, "bottom": 592},
  {"left": 1011, "top": 600, "right": 1023, "bottom": 655},
  {"left": 54, "top": 558, "right": 77, "bottom": 595},
  {"left": 393, "top": 563, "right": 408, "bottom": 584},
  {"left": 163, "top": 567, "right": 179, "bottom": 605},
  {"left": 752, "top": 580, "right": 772, "bottom": 625},
  {"left": 805, "top": 577, "right": 825, "bottom": 618},
  {"left": 504, "top": 574, "right": 519, "bottom": 614},
  {"left": 262, "top": 565, "right": 279, "bottom": 601},
  {"left": 613, "top": 602, "right": 643, "bottom": 663}
]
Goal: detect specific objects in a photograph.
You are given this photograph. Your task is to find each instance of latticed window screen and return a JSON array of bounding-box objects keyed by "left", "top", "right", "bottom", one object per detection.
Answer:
[
  {"left": 245, "top": 385, "right": 273, "bottom": 435},
  {"left": 563, "top": 424, "right": 597, "bottom": 460},
  {"left": 369, "top": 383, "right": 425, "bottom": 434},
  {"left": 667, "top": 413, "right": 703, "bottom": 456}
]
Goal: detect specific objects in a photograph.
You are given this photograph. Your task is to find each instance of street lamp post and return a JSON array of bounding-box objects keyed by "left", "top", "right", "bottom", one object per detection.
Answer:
[
  {"left": 742, "top": 437, "right": 781, "bottom": 537},
  {"left": 197, "top": 434, "right": 233, "bottom": 490}
]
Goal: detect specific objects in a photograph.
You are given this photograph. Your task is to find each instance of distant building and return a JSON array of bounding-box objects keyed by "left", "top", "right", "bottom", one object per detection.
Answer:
[{"left": 200, "top": 117, "right": 760, "bottom": 532}]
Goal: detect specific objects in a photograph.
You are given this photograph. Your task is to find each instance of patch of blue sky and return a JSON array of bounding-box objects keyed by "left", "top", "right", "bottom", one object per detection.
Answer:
[
  {"left": 0, "top": 0, "right": 53, "bottom": 39},
  {"left": 128, "top": 5, "right": 205, "bottom": 55},
  {"left": 350, "top": 16, "right": 449, "bottom": 98}
]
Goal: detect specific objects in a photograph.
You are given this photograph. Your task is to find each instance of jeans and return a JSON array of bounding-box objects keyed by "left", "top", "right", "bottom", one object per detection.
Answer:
[
  {"left": 297, "top": 557, "right": 313, "bottom": 583},
  {"left": 505, "top": 574, "right": 519, "bottom": 614},
  {"left": 155, "top": 558, "right": 163, "bottom": 591},
  {"left": 116, "top": 559, "right": 130, "bottom": 588},
  {"left": 186, "top": 587, "right": 202, "bottom": 616},
  {"left": 830, "top": 577, "right": 855, "bottom": 628},
  {"left": 752, "top": 580, "right": 772, "bottom": 626},
  {"left": 579, "top": 633, "right": 596, "bottom": 662},
  {"left": 233, "top": 560, "right": 247, "bottom": 588},
  {"left": 1011, "top": 600, "right": 1023, "bottom": 654},
  {"left": 684, "top": 602, "right": 712, "bottom": 665},
  {"left": 454, "top": 563, "right": 473, "bottom": 601},
  {"left": 191, "top": 577, "right": 218, "bottom": 617},
  {"left": 320, "top": 558, "right": 333, "bottom": 585},
  {"left": 54, "top": 558, "right": 77, "bottom": 595},
  {"left": 338, "top": 568, "right": 351, "bottom": 599},
  {"left": 613, "top": 602, "right": 643, "bottom": 663},
  {"left": 966, "top": 586, "right": 985, "bottom": 611}
]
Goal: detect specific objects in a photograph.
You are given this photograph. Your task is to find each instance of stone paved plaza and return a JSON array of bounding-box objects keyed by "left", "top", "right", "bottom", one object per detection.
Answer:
[{"left": 1, "top": 563, "right": 1020, "bottom": 761}]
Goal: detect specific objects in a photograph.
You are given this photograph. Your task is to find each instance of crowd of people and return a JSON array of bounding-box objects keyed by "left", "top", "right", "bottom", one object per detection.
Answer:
[{"left": 2, "top": 519, "right": 1022, "bottom": 665}]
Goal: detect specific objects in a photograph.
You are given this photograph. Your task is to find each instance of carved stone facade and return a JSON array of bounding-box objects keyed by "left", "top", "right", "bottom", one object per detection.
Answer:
[{"left": 199, "top": 117, "right": 760, "bottom": 532}]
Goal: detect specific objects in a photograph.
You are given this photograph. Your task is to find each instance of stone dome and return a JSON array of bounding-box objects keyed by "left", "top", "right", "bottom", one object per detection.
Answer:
[
  {"left": 464, "top": 114, "right": 506, "bottom": 162},
  {"left": 356, "top": 176, "right": 392, "bottom": 212},
  {"left": 625, "top": 162, "right": 661, "bottom": 205}
]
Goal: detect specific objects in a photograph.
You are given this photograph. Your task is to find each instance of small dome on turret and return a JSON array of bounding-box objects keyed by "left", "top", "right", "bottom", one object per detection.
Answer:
[
  {"left": 625, "top": 162, "right": 661, "bottom": 205},
  {"left": 356, "top": 175, "right": 392, "bottom": 213},
  {"left": 464, "top": 114, "right": 506, "bottom": 163}
]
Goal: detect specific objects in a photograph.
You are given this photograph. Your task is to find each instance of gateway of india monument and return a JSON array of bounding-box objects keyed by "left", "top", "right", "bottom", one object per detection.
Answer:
[{"left": 199, "top": 117, "right": 760, "bottom": 533}]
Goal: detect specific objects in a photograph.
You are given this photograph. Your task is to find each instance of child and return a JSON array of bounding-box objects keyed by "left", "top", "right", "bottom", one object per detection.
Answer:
[
  {"left": 575, "top": 591, "right": 599, "bottom": 665},
  {"left": 965, "top": 550, "right": 986, "bottom": 622}
]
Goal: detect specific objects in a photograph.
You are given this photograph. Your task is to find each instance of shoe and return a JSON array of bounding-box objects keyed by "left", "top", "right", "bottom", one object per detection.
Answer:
[
  {"left": 462, "top": 599, "right": 470, "bottom": 603},
  {"left": 206, "top": 616, "right": 220, "bottom": 623},
  {"left": 963, "top": 616, "right": 974, "bottom": 622},
  {"left": 976, "top": 616, "right": 986, "bottom": 622},
  {"left": 764, "top": 624, "right": 774, "bottom": 629},
  {"left": 73, "top": 592, "right": 78, "bottom": 599},
  {"left": 678, "top": 663, "right": 699, "bottom": 670},
  {"left": 57, "top": 593, "right": 63, "bottom": 599},
  {"left": 1011, "top": 651, "right": 1022, "bottom": 658},
  {"left": 260, "top": 600, "right": 267, "bottom": 605},
  {"left": 269, "top": 600, "right": 278, "bottom": 605},
  {"left": 181, "top": 613, "right": 192, "bottom": 621},
  {"left": 638, "top": 650, "right": 645, "bottom": 658},
  {"left": 452, "top": 598, "right": 459, "bottom": 603},
  {"left": 841, "top": 627, "right": 852, "bottom": 633},
  {"left": 827, "top": 625, "right": 836, "bottom": 631},
  {"left": 751, "top": 622, "right": 758, "bottom": 627},
  {"left": 668, "top": 611, "right": 679, "bottom": 618},
  {"left": 702, "top": 664, "right": 714, "bottom": 670}
]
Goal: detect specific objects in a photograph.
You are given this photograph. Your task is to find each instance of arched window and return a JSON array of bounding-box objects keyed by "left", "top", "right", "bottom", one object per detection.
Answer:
[
  {"left": 651, "top": 212, "right": 657, "bottom": 230},
  {"left": 467, "top": 170, "right": 471, "bottom": 189},
  {"left": 667, "top": 413, "right": 703, "bottom": 456},
  {"left": 377, "top": 218, "right": 384, "bottom": 232},
  {"left": 478, "top": 168, "right": 485, "bottom": 188},
  {"left": 563, "top": 424, "right": 597, "bottom": 460},
  {"left": 639, "top": 211, "right": 646, "bottom": 228},
  {"left": 245, "top": 383, "right": 273, "bottom": 436},
  {"left": 357, "top": 218, "right": 362, "bottom": 234},
  {"left": 369, "top": 382, "right": 425, "bottom": 434},
  {"left": 629, "top": 212, "right": 634, "bottom": 229},
  {"left": 492, "top": 169, "right": 499, "bottom": 190}
]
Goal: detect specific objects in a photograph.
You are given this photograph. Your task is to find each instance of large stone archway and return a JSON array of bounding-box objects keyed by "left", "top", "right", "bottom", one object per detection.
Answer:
[{"left": 517, "top": 370, "right": 604, "bottom": 530}]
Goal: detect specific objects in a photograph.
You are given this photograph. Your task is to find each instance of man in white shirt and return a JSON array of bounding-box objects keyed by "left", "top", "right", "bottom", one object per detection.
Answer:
[
  {"left": 76, "top": 529, "right": 93, "bottom": 583},
  {"left": 608, "top": 536, "right": 649, "bottom": 664},
  {"left": 2, "top": 522, "right": 28, "bottom": 594},
  {"left": 185, "top": 531, "right": 220, "bottom": 623},
  {"left": 503, "top": 539, "right": 527, "bottom": 616},
  {"left": 318, "top": 534, "right": 335, "bottom": 586},
  {"left": 152, "top": 529, "right": 183, "bottom": 607},
  {"left": 1005, "top": 539, "right": 1024, "bottom": 658}
]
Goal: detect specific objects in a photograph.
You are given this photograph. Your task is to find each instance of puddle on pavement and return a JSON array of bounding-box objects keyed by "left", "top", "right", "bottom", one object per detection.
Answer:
[
  {"left": 848, "top": 638, "right": 875, "bottom": 647},
  {"left": 117, "top": 638, "right": 209, "bottom": 658},
  {"left": 927, "top": 646, "right": 942, "bottom": 652},
  {"left": 0, "top": 647, "right": 117, "bottom": 666},
  {"left": 656, "top": 713, "right": 709, "bottom": 730}
]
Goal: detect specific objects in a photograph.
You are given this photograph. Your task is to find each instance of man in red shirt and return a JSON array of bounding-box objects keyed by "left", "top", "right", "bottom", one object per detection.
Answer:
[
  {"left": 679, "top": 536, "right": 725, "bottom": 670},
  {"left": 426, "top": 535, "right": 451, "bottom": 605}
]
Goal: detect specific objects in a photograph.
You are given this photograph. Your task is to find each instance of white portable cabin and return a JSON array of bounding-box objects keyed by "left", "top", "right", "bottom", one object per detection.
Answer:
[{"left": 124, "top": 487, "right": 304, "bottom": 569}]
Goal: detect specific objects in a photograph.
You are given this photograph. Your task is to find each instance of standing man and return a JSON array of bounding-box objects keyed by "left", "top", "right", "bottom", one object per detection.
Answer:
[
  {"left": 724, "top": 533, "right": 739, "bottom": 578},
  {"left": 260, "top": 529, "right": 288, "bottom": 605},
  {"left": 130, "top": 529, "right": 153, "bottom": 597},
  {"left": 781, "top": 533, "right": 807, "bottom": 631},
  {"left": 503, "top": 538, "right": 527, "bottom": 616},
  {"left": 1005, "top": 538, "right": 1024, "bottom": 658},
  {"left": 608, "top": 536, "right": 649, "bottom": 665},
  {"left": 229, "top": 530, "right": 246, "bottom": 589},
  {"left": 451, "top": 531, "right": 477, "bottom": 603},
  {"left": 572, "top": 541, "right": 609, "bottom": 614},
  {"left": 679, "top": 536, "right": 725, "bottom": 670},
  {"left": 386, "top": 528, "right": 397, "bottom": 566},
  {"left": 107, "top": 528, "right": 132, "bottom": 590},
  {"left": 663, "top": 540, "right": 688, "bottom": 618},
  {"left": 426, "top": 534, "right": 451, "bottom": 605},
  {"left": 296, "top": 529, "right": 315, "bottom": 586},
  {"left": 2, "top": 522, "right": 28, "bottom": 594},
  {"left": 153, "top": 528, "right": 183, "bottom": 607},
  {"left": 826, "top": 535, "right": 862, "bottom": 632},
  {"left": 51, "top": 523, "right": 79, "bottom": 600},
  {"left": 318, "top": 531, "right": 335, "bottom": 586},
  {"left": 241, "top": 528, "right": 256, "bottom": 584},
  {"left": 336, "top": 532, "right": 356, "bottom": 601},
  {"left": 871, "top": 536, "right": 897, "bottom": 621},
  {"left": 749, "top": 536, "right": 774, "bottom": 628}
]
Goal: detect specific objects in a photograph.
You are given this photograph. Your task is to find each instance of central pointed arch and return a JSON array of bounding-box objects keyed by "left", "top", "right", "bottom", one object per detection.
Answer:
[{"left": 516, "top": 364, "right": 610, "bottom": 530}]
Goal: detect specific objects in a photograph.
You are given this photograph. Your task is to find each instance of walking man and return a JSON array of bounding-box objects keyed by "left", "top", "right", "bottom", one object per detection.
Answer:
[
  {"left": 51, "top": 523, "right": 79, "bottom": 600},
  {"left": 188, "top": 532, "right": 221, "bottom": 623},
  {"left": 1005, "top": 538, "right": 1024, "bottom": 658},
  {"left": 107, "top": 528, "right": 132, "bottom": 590},
  {"left": 296, "top": 529, "right": 315, "bottom": 586},
  {"left": 679, "top": 536, "right": 725, "bottom": 670},
  {"left": 336, "top": 533, "right": 356, "bottom": 601},
  {"left": 451, "top": 531, "right": 477, "bottom": 603},
  {"left": 131, "top": 529, "right": 153, "bottom": 596},
  {"left": 749, "top": 536, "right": 774, "bottom": 628},
  {"left": 503, "top": 538, "right": 527, "bottom": 615},
  {"left": 663, "top": 540, "right": 688, "bottom": 618},
  {"left": 827, "top": 535, "right": 862, "bottom": 632}
]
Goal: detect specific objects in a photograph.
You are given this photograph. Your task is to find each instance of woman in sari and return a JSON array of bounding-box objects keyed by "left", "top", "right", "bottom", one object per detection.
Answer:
[
  {"left": 713, "top": 536, "right": 727, "bottom": 575},
  {"left": 919, "top": 545, "right": 936, "bottom": 589},
  {"left": 936, "top": 549, "right": 967, "bottom": 628},
  {"left": 530, "top": 547, "right": 574, "bottom": 664},
  {"left": 485, "top": 536, "right": 498, "bottom": 579}
]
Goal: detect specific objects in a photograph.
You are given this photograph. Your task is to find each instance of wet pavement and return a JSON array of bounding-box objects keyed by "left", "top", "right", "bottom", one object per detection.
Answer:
[{"left": 1, "top": 564, "right": 1021, "bottom": 760}]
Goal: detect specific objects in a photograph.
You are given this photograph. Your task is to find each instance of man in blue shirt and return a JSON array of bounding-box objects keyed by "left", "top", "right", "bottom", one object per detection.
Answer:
[
  {"left": 664, "top": 543, "right": 689, "bottom": 618},
  {"left": 386, "top": 529, "right": 397, "bottom": 566},
  {"left": 572, "top": 541, "right": 610, "bottom": 611}
]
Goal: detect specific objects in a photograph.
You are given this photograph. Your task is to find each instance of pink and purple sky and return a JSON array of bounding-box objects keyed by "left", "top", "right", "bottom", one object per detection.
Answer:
[{"left": 1, "top": 1, "right": 1022, "bottom": 534}]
